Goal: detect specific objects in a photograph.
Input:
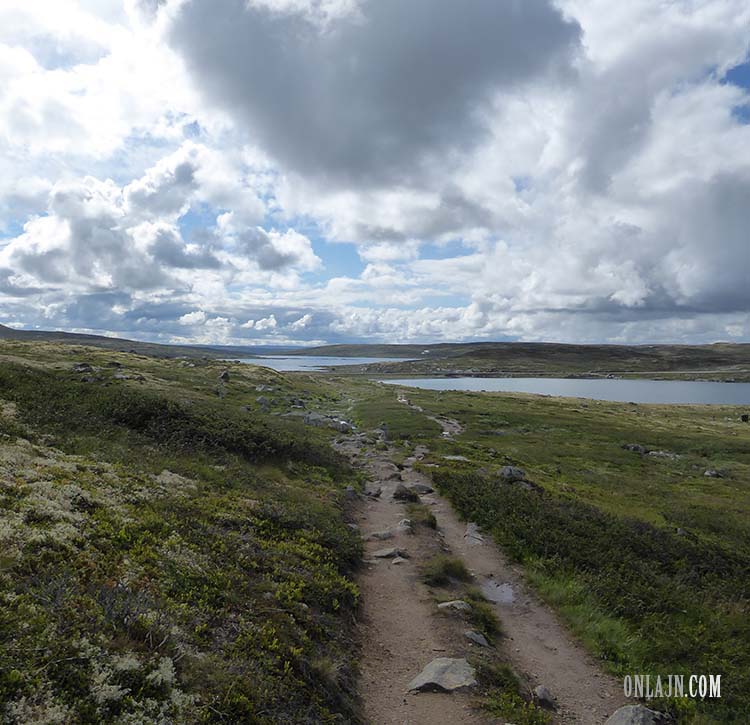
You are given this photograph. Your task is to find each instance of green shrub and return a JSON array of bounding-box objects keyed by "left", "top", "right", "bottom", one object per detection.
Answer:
[{"left": 423, "top": 555, "right": 472, "bottom": 586}]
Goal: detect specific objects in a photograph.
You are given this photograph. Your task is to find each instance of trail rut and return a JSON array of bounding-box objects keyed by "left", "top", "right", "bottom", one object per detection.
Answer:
[{"left": 339, "top": 410, "right": 627, "bottom": 724}]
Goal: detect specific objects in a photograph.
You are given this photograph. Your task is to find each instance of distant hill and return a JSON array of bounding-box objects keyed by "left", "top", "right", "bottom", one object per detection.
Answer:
[
  {"left": 297, "top": 341, "right": 750, "bottom": 376},
  {"left": 0, "top": 324, "right": 298, "bottom": 359}
]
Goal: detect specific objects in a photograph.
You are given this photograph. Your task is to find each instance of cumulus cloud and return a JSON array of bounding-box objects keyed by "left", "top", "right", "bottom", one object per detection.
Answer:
[
  {"left": 168, "top": 0, "right": 581, "bottom": 185},
  {"left": 1, "top": 0, "right": 750, "bottom": 345}
]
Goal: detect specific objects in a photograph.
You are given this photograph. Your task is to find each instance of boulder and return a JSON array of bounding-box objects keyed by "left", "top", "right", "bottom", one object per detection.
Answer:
[
  {"left": 365, "top": 487, "right": 382, "bottom": 498},
  {"left": 73, "top": 362, "right": 93, "bottom": 373},
  {"left": 704, "top": 469, "right": 724, "bottom": 478},
  {"left": 367, "top": 530, "right": 395, "bottom": 541},
  {"left": 393, "top": 484, "right": 419, "bottom": 502},
  {"left": 395, "top": 519, "right": 414, "bottom": 534},
  {"left": 372, "top": 547, "right": 408, "bottom": 559},
  {"left": 604, "top": 705, "right": 670, "bottom": 725},
  {"left": 218, "top": 369, "right": 230, "bottom": 382},
  {"left": 407, "top": 658, "right": 477, "bottom": 693},
  {"left": 391, "top": 556, "right": 408, "bottom": 565},
  {"left": 437, "top": 600, "right": 472, "bottom": 613},
  {"left": 464, "top": 630, "right": 489, "bottom": 647},
  {"left": 533, "top": 685, "right": 556, "bottom": 710},
  {"left": 304, "top": 412, "right": 328, "bottom": 427},
  {"left": 408, "top": 483, "right": 434, "bottom": 494},
  {"left": 499, "top": 465, "right": 526, "bottom": 482},
  {"left": 622, "top": 443, "right": 649, "bottom": 454}
]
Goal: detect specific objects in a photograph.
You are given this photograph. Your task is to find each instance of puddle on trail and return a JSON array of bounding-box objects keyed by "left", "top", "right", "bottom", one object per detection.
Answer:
[{"left": 481, "top": 580, "right": 516, "bottom": 604}]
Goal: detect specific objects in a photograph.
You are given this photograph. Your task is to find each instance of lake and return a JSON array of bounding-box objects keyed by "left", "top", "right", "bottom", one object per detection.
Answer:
[
  {"left": 379, "top": 377, "right": 750, "bottom": 405},
  {"left": 237, "top": 356, "right": 413, "bottom": 372}
]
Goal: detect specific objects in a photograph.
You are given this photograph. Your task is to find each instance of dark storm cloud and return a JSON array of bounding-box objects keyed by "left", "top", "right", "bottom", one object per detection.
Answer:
[{"left": 168, "top": 0, "right": 581, "bottom": 185}]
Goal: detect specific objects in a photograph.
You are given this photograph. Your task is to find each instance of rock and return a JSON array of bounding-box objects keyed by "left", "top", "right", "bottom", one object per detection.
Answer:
[
  {"left": 344, "top": 486, "right": 359, "bottom": 500},
  {"left": 408, "top": 483, "right": 434, "bottom": 494},
  {"left": 331, "top": 419, "right": 354, "bottom": 433},
  {"left": 393, "top": 484, "right": 419, "bottom": 502},
  {"left": 741, "top": 414, "right": 749, "bottom": 423},
  {"left": 367, "top": 530, "right": 395, "bottom": 541},
  {"left": 347, "top": 523, "right": 359, "bottom": 531},
  {"left": 256, "top": 396, "right": 271, "bottom": 407},
  {"left": 365, "top": 487, "right": 382, "bottom": 498},
  {"left": 437, "top": 600, "right": 472, "bottom": 613},
  {"left": 622, "top": 443, "right": 649, "bottom": 454},
  {"left": 372, "top": 547, "right": 408, "bottom": 559},
  {"left": 113, "top": 372, "right": 145, "bottom": 381},
  {"left": 218, "top": 369, "right": 230, "bottom": 382},
  {"left": 604, "top": 705, "right": 670, "bottom": 725},
  {"left": 533, "top": 685, "right": 556, "bottom": 710},
  {"left": 407, "top": 658, "right": 477, "bottom": 693},
  {"left": 395, "top": 519, "right": 414, "bottom": 534},
  {"left": 391, "top": 556, "right": 408, "bottom": 565},
  {"left": 443, "top": 455, "right": 469, "bottom": 461},
  {"left": 105, "top": 361, "right": 123, "bottom": 368},
  {"left": 647, "top": 450, "right": 680, "bottom": 460},
  {"left": 499, "top": 465, "right": 526, "bottom": 482},
  {"left": 73, "top": 362, "right": 93, "bottom": 373},
  {"left": 304, "top": 412, "right": 328, "bottom": 427},
  {"left": 464, "top": 630, "right": 489, "bottom": 647},
  {"left": 373, "top": 461, "right": 402, "bottom": 480},
  {"left": 704, "top": 469, "right": 724, "bottom": 478},
  {"left": 464, "top": 522, "right": 484, "bottom": 545}
]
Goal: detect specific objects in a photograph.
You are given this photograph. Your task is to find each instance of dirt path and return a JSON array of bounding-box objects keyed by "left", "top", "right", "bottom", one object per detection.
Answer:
[
  {"left": 339, "top": 416, "right": 626, "bottom": 724},
  {"left": 338, "top": 435, "right": 489, "bottom": 725}
]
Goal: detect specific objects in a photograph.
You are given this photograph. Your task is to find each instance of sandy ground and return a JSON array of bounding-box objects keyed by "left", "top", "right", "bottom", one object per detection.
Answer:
[{"left": 338, "top": 402, "right": 627, "bottom": 725}]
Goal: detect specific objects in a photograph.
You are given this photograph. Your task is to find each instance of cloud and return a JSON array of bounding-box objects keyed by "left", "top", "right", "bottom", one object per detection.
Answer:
[
  {"left": 168, "top": 0, "right": 581, "bottom": 185},
  {"left": 1, "top": 0, "right": 750, "bottom": 346}
]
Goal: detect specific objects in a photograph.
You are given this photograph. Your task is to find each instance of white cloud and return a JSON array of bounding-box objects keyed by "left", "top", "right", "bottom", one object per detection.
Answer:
[{"left": 1, "top": 0, "right": 750, "bottom": 345}]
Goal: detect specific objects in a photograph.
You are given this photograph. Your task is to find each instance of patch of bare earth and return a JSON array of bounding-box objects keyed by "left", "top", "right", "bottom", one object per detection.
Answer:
[{"left": 338, "top": 427, "right": 626, "bottom": 724}]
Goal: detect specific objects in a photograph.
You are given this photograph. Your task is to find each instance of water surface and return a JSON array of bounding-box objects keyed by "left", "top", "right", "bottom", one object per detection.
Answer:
[
  {"left": 238, "top": 355, "right": 413, "bottom": 372},
  {"left": 379, "top": 377, "right": 750, "bottom": 405}
]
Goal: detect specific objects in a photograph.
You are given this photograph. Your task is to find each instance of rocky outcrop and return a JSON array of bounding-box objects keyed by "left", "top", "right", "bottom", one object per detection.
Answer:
[{"left": 406, "top": 658, "right": 477, "bottom": 693}]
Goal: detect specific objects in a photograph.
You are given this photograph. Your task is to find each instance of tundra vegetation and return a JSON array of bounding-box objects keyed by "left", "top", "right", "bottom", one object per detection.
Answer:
[
  {"left": 369, "top": 384, "right": 750, "bottom": 723},
  {"left": 1, "top": 341, "right": 748, "bottom": 723},
  {"left": 0, "top": 342, "right": 362, "bottom": 724}
]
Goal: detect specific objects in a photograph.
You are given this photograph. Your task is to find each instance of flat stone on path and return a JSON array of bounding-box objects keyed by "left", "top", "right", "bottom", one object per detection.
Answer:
[
  {"left": 464, "top": 630, "right": 489, "bottom": 647},
  {"left": 464, "top": 522, "right": 484, "bottom": 545},
  {"left": 367, "top": 529, "right": 394, "bottom": 541},
  {"left": 372, "top": 547, "right": 408, "bottom": 559},
  {"left": 437, "top": 600, "right": 472, "bottom": 613},
  {"left": 605, "top": 705, "right": 670, "bottom": 724},
  {"left": 407, "top": 658, "right": 477, "bottom": 693}
]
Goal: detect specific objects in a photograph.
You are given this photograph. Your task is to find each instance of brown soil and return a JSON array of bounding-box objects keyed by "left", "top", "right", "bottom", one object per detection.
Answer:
[{"left": 338, "top": 428, "right": 627, "bottom": 725}]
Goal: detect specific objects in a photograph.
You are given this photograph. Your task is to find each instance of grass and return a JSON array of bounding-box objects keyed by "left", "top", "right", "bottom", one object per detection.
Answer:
[
  {"left": 396, "top": 385, "right": 750, "bottom": 723},
  {"left": 405, "top": 502, "right": 437, "bottom": 529},
  {"left": 421, "top": 555, "right": 471, "bottom": 586},
  {"left": 0, "top": 343, "right": 364, "bottom": 724}
]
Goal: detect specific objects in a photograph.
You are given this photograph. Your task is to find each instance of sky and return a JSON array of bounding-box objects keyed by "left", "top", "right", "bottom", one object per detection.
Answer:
[{"left": 0, "top": 0, "right": 749, "bottom": 347}]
